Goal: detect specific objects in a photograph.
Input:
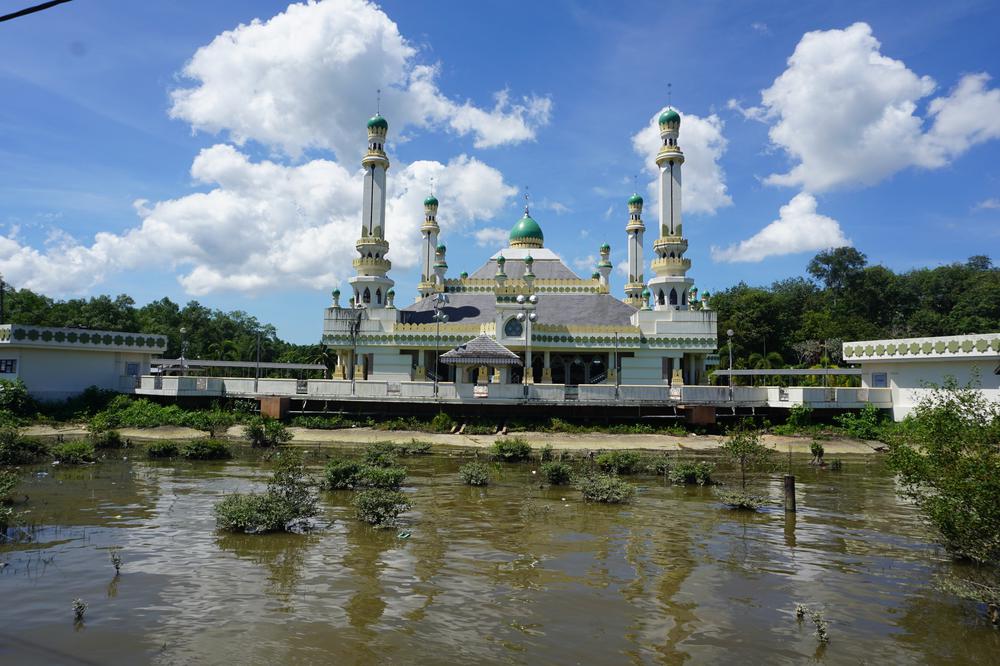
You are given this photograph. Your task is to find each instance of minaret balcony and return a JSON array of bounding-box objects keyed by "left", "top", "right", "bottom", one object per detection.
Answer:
[
  {"left": 655, "top": 146, "right": 685, "bottom": 165},
  {"left": 420, "top": 220, "right": 440, "bottom": 233},
  {"left": 626, "top": 221, "right": 646, "bottom": 233},
  {"left": 353, "top": 256, "right": 392, "bottom": 274},
  {"left": 651, "top": 256, "right": 691, "bottom": 276},
  {"left": 356, "top": 237, "right": 389, "bottom": 253},
  {"left": 361, "top": 151, "right": 390, "bottom": 169},
  {"left": 653, "top": 236, "right": 688, "bottom": 254}
]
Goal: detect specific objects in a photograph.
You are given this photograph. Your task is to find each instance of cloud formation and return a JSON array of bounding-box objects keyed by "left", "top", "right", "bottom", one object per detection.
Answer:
[
  {"left": 733, "top": 22, "right": 1000, "bottom": 192},
  {"left": 631, "top": 110, "right": 732, "bottom": 216},
  {"left": 711, "top": 192, "right": 849, "bottom": 263},
  {"left": 170, "top": 0, "right": 551, "bottom": 158}
]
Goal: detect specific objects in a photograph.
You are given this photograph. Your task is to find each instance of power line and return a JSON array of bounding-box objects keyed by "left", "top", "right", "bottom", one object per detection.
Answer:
[{"left": 0, "top": 0, "right": 74, "bottom": 24}]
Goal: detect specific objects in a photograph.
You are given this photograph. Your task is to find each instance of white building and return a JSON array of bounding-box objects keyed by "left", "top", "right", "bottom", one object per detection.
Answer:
[
  {"left": 843, "top": 333, "right": 1000, "bottom": 420},
  {"left": 0, "top": 324, "right": 167, "bottom": 401},
  {"left": 321, "top": 105, "right": 718, "bottom": 388}
]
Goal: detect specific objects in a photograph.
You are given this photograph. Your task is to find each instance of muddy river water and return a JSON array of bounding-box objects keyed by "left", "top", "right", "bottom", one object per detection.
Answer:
[{"left": 2, "top": 447, "right": 998, "bottom": 664}]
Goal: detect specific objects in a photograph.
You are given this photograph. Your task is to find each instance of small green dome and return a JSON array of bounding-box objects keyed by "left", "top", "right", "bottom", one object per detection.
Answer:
[
  {"left": 424, "top": 195, "right": 438, "bottom": 207},
  {"left": 509, "top": 213, "right": 544, "bottom": 243},
  {"left": 628, "top": 193, "right": 643, "bottom": 205},
  {"left": 460, "top": 271, "right": 469, "bottom": 278},
  {"left": 386, "top": 288, "right": 395, "bottom": 295},
  {"left": 658, "top": 109, "right": 680, "bottom": 125},
  {"left": 591, "top": 271, "right": 600, "bottom": 279},
  {"left": 641, "top": 288, "right": 651, "bottom": 297},
  {"left": 436, "top": 243, "right": 446, "bottom": 252},
  {"left": 332, "top": 288, "right": 340, "bottom": 296},
  {"left": 600, "top": 242, "right": 611, "bottom": 252},
  {"left": 367, "top": 114, "right": 388, "bottom": 130},
  {"left": 497, "top": 255, "right": 506, "bottom": 264},
  {"left": 524, "top": 254, "right": 534, "bottom": 264}
]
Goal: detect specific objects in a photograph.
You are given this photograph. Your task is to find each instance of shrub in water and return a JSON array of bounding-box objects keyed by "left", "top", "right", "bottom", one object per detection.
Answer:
[
  {"left": 363, "top": 441, "right": 398, "bottom": 467},
  {"left": 181, "top": 439, "right": 232, "bottom": 460},
  {"left": 717, "top": 489, "right": 765, "bottom": 510},
  {"left": 578, "top": 474, "right": 635, "bottom": 503},
  {"left": 90, "top": 428, "right": 125, "bottom": 449},
  {"left": 540, "top": 461, "right": 573, "bottom": 485},
  {"left": 355, "top": 465, "right": 407, "bottom": 490},
  {"left": 830, "top": 458, "right": 843, "bottom": 471},
  {"left": 244, "top": 416, "right": 293, "bottom": 448},
  {"left": 323, "top": 459, "right": 362, "bottom": 489},
  {"left": 430, "top": 412, "right": 455, "bottom": 433},
  {"left": 397, "top": 439, "right": 432, "bottom": 455},
  {"left": 643, "top": 454, "right": 672, "bottom": 475},
  {"left": 52, "top": 441, "right": 96, "bottom": 464},
  {"left": 490, "top": 436, "right": 532, "bottom": 462},
  {"left": 595, "top": 450, "right": 642, "bottom": 474},
  {"left": 668, "top": 461, "right": 714, "bottom": 485},
  {"left": 353, "top": 489, "right": 411, "bottom": 527},
  {"left": 539, "top": 444, "right": 554, "bottom": 462},
  {"left": 215, "top": 452, "right": 317, "bottom": 534},
  {"left": 459, "top": 461, "right": 490, "bottom": 486},
  {"left": 146, "top": 441, "right": 179, "bottom": 459},
  {"left": 0, "top": 469, "right": 18, "bottom": 502},
  {"left": 810, "top": 440, "right": 825, "bottom": 464},
  {"left": 0, "top": 428, "right": 48, "bottom": 465}
]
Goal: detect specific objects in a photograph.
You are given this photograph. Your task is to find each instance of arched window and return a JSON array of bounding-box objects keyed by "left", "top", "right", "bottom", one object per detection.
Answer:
[
  {"left": 669, "top": 251, "right": 675, "bottom": 258},
  {"left": 657, "top": 290, "right": 665, "bottom": 306},
  {"left": 669, "top": 288, "right": 678, "bottom": 305},
  {"left": 681, "top": 290, "right": 687, "bottom": 305},
  {"left": 363, "top": 288, "right": 371, "bottom": 304},
  {"left": 375, "top": 288, "right": 382, "bottom": 304}
]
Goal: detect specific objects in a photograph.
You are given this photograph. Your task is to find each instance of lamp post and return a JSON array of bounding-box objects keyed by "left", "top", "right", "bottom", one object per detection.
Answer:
[
  {"left": 726, "top": 328, "right": 734, "bottom": 402},
  {"left": 255, "top": 329, "right": 261, "bottom": 391},
  {"left": 515, "top": 294, "right": 538, "bottom": 395},
  {"left": 179, "top": 326, "right": 188, "bottom": 374},
  {"left": 432, "top": 293, "right": 449, "bottom": 395},
  {"left": 614, "top": 331, "right": 620, "bottom": 399},
  {"left": 350, "top": 304, "right": 366, "bottom": 396}
]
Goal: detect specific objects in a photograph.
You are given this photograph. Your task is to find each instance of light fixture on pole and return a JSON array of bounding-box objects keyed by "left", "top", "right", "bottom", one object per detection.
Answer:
[
  {"left": 350, "top": 303, "right": 366, "bottom": 395},
  {"left": 432, "top": 293, "right": 450, "bottom": 395},
  {"left": 179, "top": 326, "right": 188, "bottom": 374},
  {"left": 515, "top": 294, "right": 538, "bottom": 392},
  {"left": 726, "top": 328, "right": 734, "bottom": 402}
]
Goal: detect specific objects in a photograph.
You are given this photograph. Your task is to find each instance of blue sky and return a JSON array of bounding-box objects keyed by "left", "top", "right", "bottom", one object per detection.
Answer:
[{"left": 1, "top": 0, "right": 998, "bottom": 343}]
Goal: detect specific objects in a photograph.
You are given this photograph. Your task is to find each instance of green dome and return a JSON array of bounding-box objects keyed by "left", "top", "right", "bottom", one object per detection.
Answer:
[
  {"left": 591, "top": 271, "right": 600, "bottom": 279},
  {"left": 658, "top": 109, "right": 680, "bottom": 125},
  {"left": 436, "top": 243, "right": 446, "bottom": 252},
  {"left": 367, "top": 114, "right": 388, "bottom": 130},
  {"left": 524, "top": 254, "right": 534, "bottom": 264},
  {"left": 641, "top": 288, "right": 651, "bottom": 297},
  {"left": 509, "top": 213, "right": 543, "bottom": 243},
  {"left": 628, "top": 193, "right": 643, "bottom": 205},
  {"left": 424, "top": 195, "right": 438, "bottom": 207},
  {"left": 497, "top": 254, "right": 506, "bottom": 264},
  {"left": 600, "top": 242, "right": 611, "bottom": 252}
]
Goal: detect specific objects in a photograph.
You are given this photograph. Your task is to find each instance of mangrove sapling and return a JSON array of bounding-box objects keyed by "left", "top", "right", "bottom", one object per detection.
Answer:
[
  {"left": 719, "top": 420, "right": 774, "bottom": 511},
  {"left": 397, "top": 439, "right": 432, "bottom": 455},
  {"left": 353, "top": 489, "right": 411, "bottom": 527},
  {"left": 595, "top": 450, "right": 642, "bottom": 474},
  {"left": 668, "top": 461, "right": 714, "bottom": 485},
  {"left": 52, "top": 441, "right": 96, "bottom": 465},
  {"left": 146, "top": 441, "right": 179, "bottom": 458},
  {"left": 355, "top": 465, "right": 407, "bottom": 490},
  {"left": 180, "top": 439, "right": 232, "bottom": 460},
  {"left": 459, "top": 462, "right": 490, "bottom": 486},
  {"left": 110, "top": 548, "right": 122, "bottom": 574},
  {"left": 539, "top": 444, "right": 554, "bottom": 462},
  {"left": 578, "top": 474, "right": 635, "bottom": 504},
  {"left": 830, "top": 458, "right": 843, "bottom": 471},
  {"left": 0, "top": 470, "right": 18, "bottom": 503},
  {"left": 716, "top": 490, "right": 765, "bottom": 510},
  {"left": 0, "top": 429, "right": 48, "bottom": 465},
  {"left": 363, "top": 442, "right": 398, "bottom": 467},
  {"left": 809, "top": 440, "right": 825, "bottom": 465},
  {"left": 89, "top": 427, "right": 125, "bottom": 450},
  {"left": 72, "top": 598, "right": 87, "bottom": 622},
  {"left": 244, "top": 416, "right": 293, "bottom": 448},
  {"left": 215, "top": 452, "right": 317, "bottom": 534},
  {"left": 810, "top": 610, "right": 830, "bottom": 643},
  {"left": 323, "top": 459, "right": 362, "bottom": 489},
  {"left": 540, "top": 461, "right": 573, "bottom": 485},
  {"left": 490, "top": 436, "right": 532, "bottom": 462}
]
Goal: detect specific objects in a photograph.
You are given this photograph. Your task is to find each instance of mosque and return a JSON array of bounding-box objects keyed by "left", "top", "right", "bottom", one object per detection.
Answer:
[{"left": 321, "top": 105, "right": 718, "bottom": 389}]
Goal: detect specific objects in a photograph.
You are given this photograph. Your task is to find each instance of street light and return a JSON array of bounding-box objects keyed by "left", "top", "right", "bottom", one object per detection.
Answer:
[
  {"left": 350, "top": 303, "right": 366, "bottom": 396},
  {"left": 432, "top": 293, "right": 449, "bottom": 395},
  {"left": 515, "top": 294, "right": 538, "bottom": 393},
  {"left": 726, "top": 328, "right": 734, "bottom": 402},
  {"left": 179, "top": 326, "right": 189, "bottom": 372}
]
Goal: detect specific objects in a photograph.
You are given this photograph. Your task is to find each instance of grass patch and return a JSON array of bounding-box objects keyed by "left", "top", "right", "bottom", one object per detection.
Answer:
[
  {"left": 717, "top": 490, "right": 766, "bottom": 511},
  {"left": 578, "top": 474, "right": 635, "bottom": 504}
]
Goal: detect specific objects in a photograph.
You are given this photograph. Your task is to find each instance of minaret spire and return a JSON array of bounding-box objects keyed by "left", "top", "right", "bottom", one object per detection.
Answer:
[
  {"left": 349, "top": 109, "right": 393, "bottom": 308},
  {"left": 418, "top": 178, "right": 441, "bottom": 298},
  {"left": 624, "top": 189, "right": 646, "bottom": 307}
]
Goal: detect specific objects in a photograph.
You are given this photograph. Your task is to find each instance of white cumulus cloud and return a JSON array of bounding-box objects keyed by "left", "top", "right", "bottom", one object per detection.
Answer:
[
  {"left": 170, "top": 0, "right": 551, "bottom": 158},
  {"left": 711, "top": 192, "right": 849, "bottom": 263},
  {"left": 473, "top": 227, "right": 510, "bottom": 247},
  {"left": 631, "top": 109, "right": 732, "bottom": 217},
  {"left": 734, "top": 22, "right": 1000, "bottom": 192}
]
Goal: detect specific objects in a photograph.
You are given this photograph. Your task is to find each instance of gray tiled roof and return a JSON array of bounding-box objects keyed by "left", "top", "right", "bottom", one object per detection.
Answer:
[
  {"left": 440, "top": 334, "right": 521, "bottom": 365},
  {"left": 401, "top": 291, "right": 637, "bottom": 326},
  {"left": 468, "top": 257, "right": 580, "bottom": 280}
]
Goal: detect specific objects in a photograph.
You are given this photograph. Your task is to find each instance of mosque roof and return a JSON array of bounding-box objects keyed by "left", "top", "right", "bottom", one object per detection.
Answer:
[{"left": 402, "top": 291, "right": 636, "bottom": 327}]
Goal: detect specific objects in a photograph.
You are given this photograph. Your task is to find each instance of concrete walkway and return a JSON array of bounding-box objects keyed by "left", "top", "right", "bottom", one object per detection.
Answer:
[{"left": 22, "top": 423, "right": 882, "bottom": 455}]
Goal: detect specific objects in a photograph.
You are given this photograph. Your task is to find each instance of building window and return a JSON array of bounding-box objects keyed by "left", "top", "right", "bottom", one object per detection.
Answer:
[
  {"left": 871, "top": 372, "right": 888, "bottom": 388},
  {"left": 126, "top": 362, "right": 140, "bottom": 376},
  {"left": 0, "top": 359, "right": 16, "bottom": 374},
  {"left": 504, "top": 317, "right": 523, "bottom": 338}
]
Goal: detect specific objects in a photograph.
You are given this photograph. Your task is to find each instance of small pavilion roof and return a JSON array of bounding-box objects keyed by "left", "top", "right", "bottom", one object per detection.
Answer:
[{"left": 440, "top": 334, "right": 522, "bottom": 366}]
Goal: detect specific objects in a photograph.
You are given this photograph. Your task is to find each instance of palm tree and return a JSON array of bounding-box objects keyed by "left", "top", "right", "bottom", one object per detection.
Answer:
[
  {"left": 747, "top": 351, "right": 786, "bottom": 386},
  {"left": 309, "top": 344, "right": 336, "bottom": 379}
]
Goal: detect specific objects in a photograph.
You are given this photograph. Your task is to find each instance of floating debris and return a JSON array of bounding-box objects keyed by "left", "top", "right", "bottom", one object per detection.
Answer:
[{"left": 397, "top": 530, "right": 411, "bottom": 540}]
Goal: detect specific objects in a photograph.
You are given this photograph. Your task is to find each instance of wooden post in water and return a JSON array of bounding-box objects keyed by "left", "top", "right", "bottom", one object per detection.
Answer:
[{"left": 783, "top": 474, "right": 796, "bottom": 513}]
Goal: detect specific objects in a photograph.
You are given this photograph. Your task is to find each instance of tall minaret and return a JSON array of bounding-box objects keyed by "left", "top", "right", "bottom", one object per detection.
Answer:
[
  {"left": 624, "top": 193, "right": 646, "bottom": 307},
  {"left": 349, "top": 111, "right": 394, "bottom": 308},
  {"left": 418, "top": 192, "right": 440, "bottom": 298},
  {"left": 596, "top": 243, "right": 613, "bottom": 289},
  {"left": 647, "top": 107, "right": 693, "bottom": 310}
]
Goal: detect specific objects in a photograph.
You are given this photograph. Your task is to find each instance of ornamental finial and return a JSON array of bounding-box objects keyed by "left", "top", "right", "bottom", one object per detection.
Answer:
[
  {"left": 376, "top": 88, "right": 381, "bottom": 115},
  {"left": 523, "top": 187, "right": 530, "bottom": 215}
]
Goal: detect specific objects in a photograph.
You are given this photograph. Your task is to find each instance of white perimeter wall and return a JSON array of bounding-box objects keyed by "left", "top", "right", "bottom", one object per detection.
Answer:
[
  {"left": 0, "top": 347, "right": 153, "bottom": 401},
  {"left": 862, "top": 359, "right": 1000, "bottom": 420}
]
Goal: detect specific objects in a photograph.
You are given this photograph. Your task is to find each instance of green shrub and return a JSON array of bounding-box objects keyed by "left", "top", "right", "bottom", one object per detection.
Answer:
[
  {"left": 540, "top": 461, "right": 573, "bottom": 485},
  {"left": 786, "top": 405, "right": 814, "bottom": 429},
  {"left": 459, "top": 461, "right": 490, "bottom": 486},
  {"left": 722, "top": 421, "right": 774, "bottom": 491},
  {"left": 643, "top": 454, "right": 672, "bottom": 475},
  {"left": 90, "top": 428, "right": 125, "bottom": 449},
  {"left": 353, "top": 489, "right": 411, "bottom": 527},
  {"left": 180, "top": 439, "right": 232, "bottom": 460},
  {"left": 810, "top": 440, "right": 825, "bottom": 462},
  {"left": 717, "top": 490, "right": 765, "bottom": 511},
  {"left": 355, "top": 465, "right": 407, "bottom": 490},
  {"left": 323, "top": 459, "right": 362, "bottom": 489},
  {"left": 667, "top": 461, "right": 714, "bottom": 485},
  {"left": 578, "top": 474, "right": 635, "bottom": 503},
  {"left": 0, "top": 428, "right": 48, "bottom": 465},
  {"left": 363, "top": 441, "right": 398, "bottom": 467},
  {"left": 0, "top": 378, "right": 33, "bottom": 416},
  {"left": 52, "top": 441, "right": 96, "bottom": 465},
  {"left": 539, "top": 444, "right": 554, "bottom": 462},
  {"left": 595, "top": 450, "right": 643, "bottom": 474},
  {"left": 490, "top": 436, "right": 532, "bottom": 462},
  {"left": 215, "top": 452, "right": 317, "bottom": 533},
  {"left": 396, "top": 439, "right": 432, "bottom": 455},
  {"left": 290, "top": 414, "right": 352, "bottom": 430},
  {"left": 430, "top": 412, "right": 455, "bottom": 433},
  {"left": 0, "top": 469, "right": 18, "bottom": 502},
  {"left": 146, "top": 441, "right": 179, "bottom": 458},
  {"left": 835, "top": 403, "right": 889, "bottom": 440},
  {"left": 244, "top": 416, "right": 292, "bottom": 448},
  {"left": 189, "top": 409, "right": 237, "bottom": 438}
]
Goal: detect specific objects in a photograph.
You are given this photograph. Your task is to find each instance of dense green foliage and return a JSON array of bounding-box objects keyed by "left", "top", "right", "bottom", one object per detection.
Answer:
[
  {"left": 711, "top": 250, "right": 998, "bottom": 377},
  {"left": 540, "top": 461, "right": 573, "bottom": 485},
  {"left": 595, "top": 450, "right": 643, "bottom": 474},
  {"left": 363, "top": 441, "right": 398, "bottom": 467},
  {"left": 0, "top": 470, "right": 18, "bottom": 502},
  {"left": 717, "top": 490, "right": 765, "bottom": 511},
  {"left": 146, "top": 441, "right": 179, "bottom": 458},
  {"left": 0, "top": 379, "right": 33, "bottom": 415},
  {"left": 578, "top": 474, "right": 635, "bottom": 504},
  {"left": 0, "top": 429, "right": 48, "bottom": 465},
  {"left": 52, "top": 441, "right": 96, "bottom": 464},
  {"left": 215, "top": 452, "right": 317, "bottom": 534},
  {"left": 835, "top": 403, "right": 891, "bottom": 440},
  {"left": 180, "top": 439, "right": 232, "bottom": 460},
  {"left": 459, "top": 462, "right": 491, "bottom": 486},
  {"left": 323, "top": 459, "right": 362, "bottom": 489},
  {"left": 490, "top": 437, "right": 532, "bottom": 461},
  {"left": 668, "top": 461, "right": 714, "bottom": 486},
  {"left": 352, "top": 489, "right": 411, "bottom": 526},
  {"left": 244, "top": 416, "right": 292, "bottom": 447},
  {"left": 355, "top": 465, "right": 407, "bottom": 490}
]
